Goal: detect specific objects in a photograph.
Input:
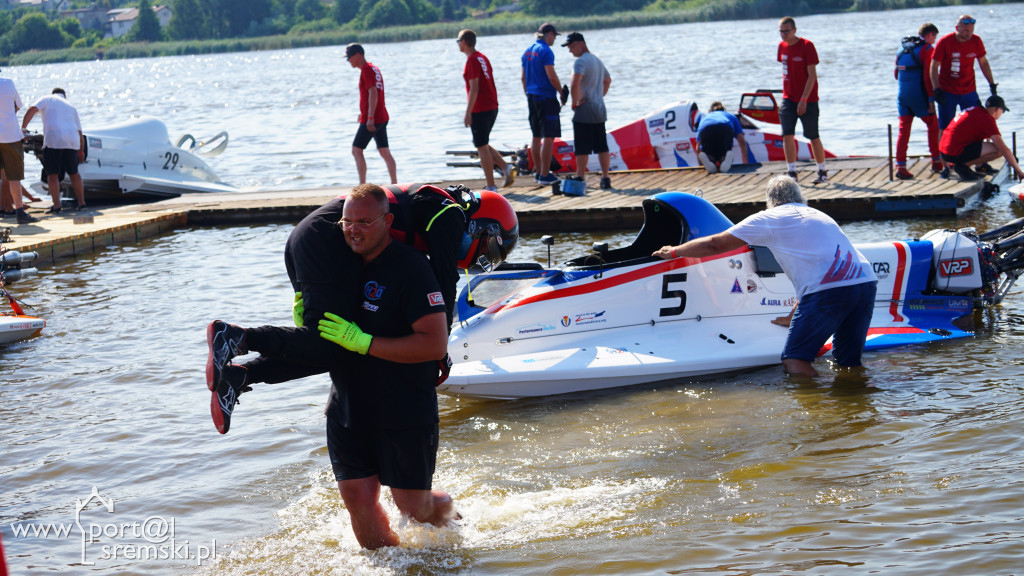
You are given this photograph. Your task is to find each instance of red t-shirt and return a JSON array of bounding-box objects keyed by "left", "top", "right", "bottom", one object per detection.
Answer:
[
  {"left": 358, "top": 62, "right": 389, "bottom": 123},
  {"left": 940, "top": 106, "right": 999, "bottom": 156},
  {"left": 932, "top": 33, "right": 986, "bottom": 95},
  {"left": 464, "top": 51, "right": 499, "bottom": 113},
  {"left": 778, "top": 38, "right": 819, "bottom": 102}
]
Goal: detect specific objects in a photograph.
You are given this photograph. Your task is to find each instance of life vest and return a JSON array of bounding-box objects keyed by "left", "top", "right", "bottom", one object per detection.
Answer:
[
  {"left": 383, "top": 183, "right": 463, "bottom": 252},
  {"left": 895, "top": 36, "right": 928, "bottom": 99}
]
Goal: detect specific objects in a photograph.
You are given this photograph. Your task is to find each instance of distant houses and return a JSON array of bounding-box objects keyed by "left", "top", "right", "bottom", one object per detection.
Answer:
[{"left": 55, "top": 3, "right": 172, "bottom": 39}]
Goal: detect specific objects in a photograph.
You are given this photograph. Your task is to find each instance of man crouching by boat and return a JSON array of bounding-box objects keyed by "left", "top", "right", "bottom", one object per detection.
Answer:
[{"left": 653, "top": 175, "right": 877, "bottom": 377}]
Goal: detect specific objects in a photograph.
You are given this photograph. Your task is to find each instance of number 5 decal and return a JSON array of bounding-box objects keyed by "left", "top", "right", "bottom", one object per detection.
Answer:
[{"left": 659, "top": 273, "right": 687, "bottom": 317}]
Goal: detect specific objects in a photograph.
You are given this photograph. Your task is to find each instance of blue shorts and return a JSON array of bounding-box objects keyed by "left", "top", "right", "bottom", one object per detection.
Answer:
[
  {"left": 326, "top": 416, "right": 438, "bottom": 489},
  {"left": 527, "top": 95, "right": 561, "bottom": 139},
  {"left": 352, "top": 121, "right": 390, "bottom": 150},
  {"left": 779, "top": 99, "right": 820, "bottom": 140},
  {"left": 782, "top": 281, "right": 877, "bottom": 367},
  {"left": 897, "top": 89, "right": 932, "bottom": 118},
  {"left": 937, "top": 91, "right": 980, "bottom": 130}
]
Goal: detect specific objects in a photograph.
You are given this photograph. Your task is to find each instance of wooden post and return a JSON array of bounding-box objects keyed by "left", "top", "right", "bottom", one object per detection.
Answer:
[{"left": 887, "top": 124, "right": 894, "bottom": 181}]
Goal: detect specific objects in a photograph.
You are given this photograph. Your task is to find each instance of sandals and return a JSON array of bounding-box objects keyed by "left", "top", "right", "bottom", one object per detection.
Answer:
[{"left": 45, "top": 205, "right": 62, "bottom": 214}]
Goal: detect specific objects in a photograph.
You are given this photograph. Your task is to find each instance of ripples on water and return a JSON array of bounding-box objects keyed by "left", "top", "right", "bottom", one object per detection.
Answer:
[{"left": 4, "top": 3, "right": 1024, "bottom": 575}]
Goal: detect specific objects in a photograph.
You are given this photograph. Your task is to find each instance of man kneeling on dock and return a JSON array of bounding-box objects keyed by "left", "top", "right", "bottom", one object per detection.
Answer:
[{"left": 938, "top": 95, "right": 1024, "bottom": 182}]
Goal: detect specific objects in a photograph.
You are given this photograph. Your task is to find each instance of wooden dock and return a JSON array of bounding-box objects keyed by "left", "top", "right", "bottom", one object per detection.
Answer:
[{"left": 0, "top": 156, "right": 993, "bottom": 266}]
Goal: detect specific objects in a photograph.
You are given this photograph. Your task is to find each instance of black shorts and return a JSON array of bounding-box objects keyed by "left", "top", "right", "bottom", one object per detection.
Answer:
[
  {"left": 941, "top": 141, "right": 983, "bottom": 165},
  {"left": 698, "top": 123, "right": 735, "bottom": 161},
  {"left": 779, "top": 99, "right": 820, "bottom": 140},
  {"left": 42, "top": 148, "right": 79, "bottom": 181},
  {"left": 352, "top": 121, "right": 390, "bottom": 150},
  {"left": 470, "top": 108, "right": 498, "bottom": 148},
  {"left": 326, "top": 417, "right": 438, "bottom": 489},
  {"left": 527, "top": 95, "right": 561, "bottom": 139},
  {"left": 572, "top": 122, "right": 608, "bottom": 156}
]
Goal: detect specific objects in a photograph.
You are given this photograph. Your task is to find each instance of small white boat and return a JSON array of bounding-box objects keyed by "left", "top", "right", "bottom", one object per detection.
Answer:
[
  {"left": 24, "top": 116, "right": 235, "bottom": 202},
  {"left": 441, "top": 192, "right": 1024, "bottom": 399}
]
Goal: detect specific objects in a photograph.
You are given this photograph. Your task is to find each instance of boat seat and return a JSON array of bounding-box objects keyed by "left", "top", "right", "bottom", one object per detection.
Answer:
[
  {"left": 567, "top": 197, "right": 686, "bottom": 267},
  {"left": 750, "top": 246, "right": 783, "bottom": 277}
]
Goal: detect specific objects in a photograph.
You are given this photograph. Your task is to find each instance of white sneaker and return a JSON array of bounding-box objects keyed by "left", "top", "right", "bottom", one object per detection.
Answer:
[
  {"left": 483, "top": 185, "right": 498, "bottom": 192},
  {"left": 501, "top": 166, "right": 515, "bottom": 188},
  {"left": 698, "top": 151, "right": 717, "bottom": 173},
  {"left": 719, "top": 150, "right": 734, "bottom": 173}
]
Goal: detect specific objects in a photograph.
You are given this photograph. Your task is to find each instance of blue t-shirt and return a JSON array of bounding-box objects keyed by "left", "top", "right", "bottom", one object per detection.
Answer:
[
  {"left": 522, "top": 39, "right": 557, "bottom": 99},
  {"left": 696, "top": 111, "right": 744, "bottom": 143}
]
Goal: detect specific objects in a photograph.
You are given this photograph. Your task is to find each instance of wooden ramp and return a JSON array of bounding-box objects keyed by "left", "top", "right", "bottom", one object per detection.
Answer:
[
  {"left": 1, "top": 157, "right": 993, "bottom": 265},
  {"left": 498, "top": 156, "right": 987, "bottom": 230}
]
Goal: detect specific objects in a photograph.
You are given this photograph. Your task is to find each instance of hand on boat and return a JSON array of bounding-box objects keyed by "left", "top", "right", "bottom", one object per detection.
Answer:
[
  {"left": 318, "top": 312, "right": 372, "bottom": 355},
  {"left": 652, "top": 245, "right": 677, "bottom": 260}
]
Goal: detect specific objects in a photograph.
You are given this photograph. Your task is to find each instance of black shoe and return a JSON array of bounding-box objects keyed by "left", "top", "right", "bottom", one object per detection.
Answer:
[
  {"left": 75, "top": 204, "right": 89, "bottom": 212},
  {"left": 952, "top": 163, "right": 981, "bottom": 181},
  {"left": 940, "top": 166, "right": 950, "bottom": 179},
  {"left": 16, "top": 208, "right": 38, "bottom": 224},
  {"left": 974, "top": 163, "right": 998, "bottom": 175},
  {"left": 211, "top": 364, "right": 250, "bottom": 434},
  {"left": 45, "top": 205, "right": 61, "bottom": 214},
  {"left": 206, "top": 320, "right": 247, "bottom": 391},
  {"left": 787, "top": 170, "right": 798, "bottom": 179},
  {"left": 600, "top": 176, "right": 612, "bottom": 190},
  {"left": 812, "top": 169, "right": 829, "bottom": 184}
]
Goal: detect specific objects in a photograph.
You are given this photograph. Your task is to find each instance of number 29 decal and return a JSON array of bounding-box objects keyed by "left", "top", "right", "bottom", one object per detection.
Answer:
[
  {"left": 659, "top": 273, "right": 687, "bottom": 317},
  {"left": 163, "top": 152, "right": 180, "bottom": 170}
]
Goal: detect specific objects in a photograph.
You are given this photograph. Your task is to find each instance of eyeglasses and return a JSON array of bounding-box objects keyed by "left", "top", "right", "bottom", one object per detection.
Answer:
[
  {"left": 778, "top": 28, "right": 794, "bottom": 34},
  {"left": 959, "top": 18, "right": 976, "bottom": 24},
  {"left": 339, "top": 214, "right": 387, "bottom": 229}
]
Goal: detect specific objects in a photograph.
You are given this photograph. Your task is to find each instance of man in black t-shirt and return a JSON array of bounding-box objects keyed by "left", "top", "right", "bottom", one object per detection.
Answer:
[{"left": 317, "top": 184, "right": 457, "bottom": 549}]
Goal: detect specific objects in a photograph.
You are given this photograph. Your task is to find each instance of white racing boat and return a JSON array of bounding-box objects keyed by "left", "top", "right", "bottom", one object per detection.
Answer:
[
  {"left": 441, "top": 192, "right": 1024, "bottom": 399},
  {"left": 23, "top": 116, "right": 235, "bottom": 202},
  {"left": 0, "top": 237, "right": 44, "bottom": 345}
]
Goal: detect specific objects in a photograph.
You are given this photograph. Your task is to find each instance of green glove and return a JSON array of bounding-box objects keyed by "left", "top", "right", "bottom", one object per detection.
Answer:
[
  {"left": 292, "top": 292, "right": 304, "bottom": 327},
  {"left": 318, "top": 312, "right": 372, "bottom": 355}
]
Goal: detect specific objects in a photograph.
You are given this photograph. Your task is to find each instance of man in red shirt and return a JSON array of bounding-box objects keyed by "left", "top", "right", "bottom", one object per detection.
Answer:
[
  {"left": 939, "top": 96, "right": 1023, "bottom": 182},
  {"left": 929, "top": 15, "right": 998, "bottom": 133},
  {"left": 458, "top": 29, "right": 513, "bottom": 192},
  {"left": 347, "top": 43, "right": 398, "bottom": 185},
  {"left": 777, "top": 16, "right": 828, "bottom": 184}
]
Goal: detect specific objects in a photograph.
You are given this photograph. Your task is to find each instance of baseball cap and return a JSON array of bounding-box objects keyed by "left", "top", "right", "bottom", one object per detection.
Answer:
[
  {"left": 344, "top": 43, "right": 364, "bottom": 59},
  {"left": 537, "top": 23, "right": 559, "bottom": 36},
  {"left": 562, "top": 32, "right": 585, "bottom": 46},
  {"left": 986, "top": 95, "right": 1009, "bottom": 112}
]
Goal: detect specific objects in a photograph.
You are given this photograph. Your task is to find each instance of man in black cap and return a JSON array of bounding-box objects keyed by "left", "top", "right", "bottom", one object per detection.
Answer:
[
  {"left": 938, "top": 95, "right": 1024, "bottom": 182},
  {"left": 564, "top": 31, "right": 613, "bottom": 189},
  {"left": 345, "top": 43, "right": 398, "bottom": 185},
  {"left": 521, "top": 22, "right": 563, "bottom": 185}
]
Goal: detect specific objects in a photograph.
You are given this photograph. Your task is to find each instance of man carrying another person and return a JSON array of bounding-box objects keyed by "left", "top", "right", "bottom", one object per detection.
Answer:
[
  {"left": 938, "top": 95, "right": 1024, "bottom": 182},
  {"left": 565, "top": 31, "right": 612, "bottom": 190},
  {"left": 22, "top": 87, "right": 87, "bottom": 213},
  {"left": 653, "top": 175, "right": 877, "bottom": 377},
  {"left": 458, "top": 29, "right": 513, "bottom": 193},
  {"left": 522, "top": 22, "right": 564, "bottom": 185},
  {"left": 696, "top": 101, "right": 748, "bottom": 174}
]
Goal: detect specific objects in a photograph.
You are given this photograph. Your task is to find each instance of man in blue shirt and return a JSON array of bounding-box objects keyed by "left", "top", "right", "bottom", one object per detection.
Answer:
[
  {"left": 696, "top": 102, "right": 748, "bottom": 173},
  {"left": 522, "top": 22, "right": 563, "bottom": 185}
]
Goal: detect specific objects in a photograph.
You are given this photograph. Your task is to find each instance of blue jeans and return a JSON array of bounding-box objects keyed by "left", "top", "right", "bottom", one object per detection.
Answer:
[{"left": 783, "top": 281, "right": 878, "bottom": 366}]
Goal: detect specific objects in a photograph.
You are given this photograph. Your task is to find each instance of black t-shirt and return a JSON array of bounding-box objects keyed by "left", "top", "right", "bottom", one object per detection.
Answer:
[{"left": 326, "top": 241, "right": 447, "bottom": 429}]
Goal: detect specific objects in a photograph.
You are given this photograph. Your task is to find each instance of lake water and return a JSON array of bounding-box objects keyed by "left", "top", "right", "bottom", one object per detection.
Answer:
[{"left": 4, "top": 4, "right": 1024, "bottom": 575}]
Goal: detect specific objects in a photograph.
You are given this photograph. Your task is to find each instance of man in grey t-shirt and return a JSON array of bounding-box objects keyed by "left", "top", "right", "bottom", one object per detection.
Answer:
[{"left": 564, "top": 32, "right": 612, "bottom": 189}]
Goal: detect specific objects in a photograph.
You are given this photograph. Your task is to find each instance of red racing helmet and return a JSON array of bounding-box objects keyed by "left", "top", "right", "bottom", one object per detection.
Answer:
[{"left": 456, "top": 189, "right": 519, "bottom": 269}]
